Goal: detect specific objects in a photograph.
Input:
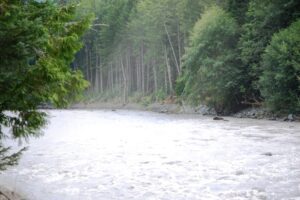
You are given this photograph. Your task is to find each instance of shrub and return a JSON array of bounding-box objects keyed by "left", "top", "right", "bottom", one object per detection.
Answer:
[
  {"left": 259, "top": 20, "right": 300, "bottom": 113},
  {"left": 178, "top": 6, "right": 243, "bottom": 113}
]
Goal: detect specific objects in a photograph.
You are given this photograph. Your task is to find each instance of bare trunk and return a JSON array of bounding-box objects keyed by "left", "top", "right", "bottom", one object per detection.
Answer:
[
  {"left": 120, "top": 57, "right": 128, "bottom": 104},
  {"left": 177, "top": 20, "right": 182, "bottom": 71},
  {"left": 94, "top": 67, "right": 99, "bottom": 93},
  {"left": 100, "top": 67, "right": 103, "bottom": 92},
  {"left": 110, "top": 63, "right": 114, "bottom": 92},
  {"left": 136, "top": 58, "right": 140, "bottom": 92},
  {"left": 98, "top": 48, "right": 103, "bottom": 93},
  {"left": 89, "top": 49, "right": 93, "bottom": 89},
  {"left": 141, "top": 43, "right": 145, "bottom": 94},
  {"left": 116, "top": 60, "right": 120, "bottom": 92},
  {"left": 152, "top": 60, "right": 158, "bottom": 95},
  {"left": 94, "top": 48, "right": 100, "bottom": 93},
  {"left": 164, "top": 22, "right": 180, "bottom": 75},
  {"left": 164, "top": 45, "right": 173, "bottom": 93},
  {"left": 85, "top": 46, "right": 90, "bottom": 83},
  {"left": 146, "top": 64, "right": 150, "bottom": 94},
  {"left": 126, "top": 52, "right": 131, "bottom": 95},
  {"left": 164, "top": 69, "right": 168, "bottom": 93}
]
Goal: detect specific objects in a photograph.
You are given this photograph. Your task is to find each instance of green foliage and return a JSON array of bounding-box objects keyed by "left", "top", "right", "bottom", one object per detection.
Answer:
[
  {"left": 0, "top": 145, "right": 27, "bottom": 171},
  {"left": 176, "top": 0, "right": 206, "bottom": 31},
  {"left": 178, "top": 6, "right": 243, "bottom": 113},
  {"left": 238, "top": 0, "right": 300, "bottom": 100},
  {"left": 72, "top": 0, "right": 300, "bottom": 114},
  {"left": 259, "top": 20, "right": 300, "bottom": 113},
  {"left": 0, "top": 0, "right": 91, "bottom": 170},
  {"left": 177, "top": 0, "right": 300, "bottom": 113},
  {"left": 79, "top": 0, "right": 137, "bottom": 61},
  {"left": 155, "top": 88, "right": 167, "bottom": 102},
  {"left": 140, "top": 96, "right": 152, "bottom": 107},
  {"left": 225, "top": 0, "right": 250, "bottom": 25}
]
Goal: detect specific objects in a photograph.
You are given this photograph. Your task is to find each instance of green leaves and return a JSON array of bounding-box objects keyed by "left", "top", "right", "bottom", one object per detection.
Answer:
[
  {"left": 238, "top": 0, "right": 300, "bottom": 101},
  {"left": 178, "top": 6, "right": 243, "bottom": 113},
  {"left": 0, "top": 0, "right": 91, "bottom": 164},
  {"left": 259, "top": 20, "right": 300, "bottom": 113},
  {"left": 176, "top": 0, "right": 300, "bottom": 114},
  {"left": 0, "top": 145, "right": 27, "bottom": 171}
]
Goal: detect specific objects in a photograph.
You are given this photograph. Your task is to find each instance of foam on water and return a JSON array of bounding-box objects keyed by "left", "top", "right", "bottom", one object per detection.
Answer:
[{"left": 0, "top": 110, "right": 300, "bottom": 200}]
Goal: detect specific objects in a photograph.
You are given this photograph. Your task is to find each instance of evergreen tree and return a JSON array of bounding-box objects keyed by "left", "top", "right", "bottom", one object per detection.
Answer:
[
  {"left": 177, "top": 6, "right": 243, "bottom": 113},
  {"left": 259, "top": 20, "right": 300, "bottom": 113},
  {"left": 239, "top": 0, "right": 300, "bottom": 103},
  {"left": 225, "top": 0, "right": 250, "bottom": 25},
  {"left": 0, "top": 0, "right": 91, "bottom": 170}
]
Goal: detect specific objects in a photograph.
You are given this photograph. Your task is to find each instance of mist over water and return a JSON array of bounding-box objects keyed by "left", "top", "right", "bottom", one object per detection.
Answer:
[{"left": 0, "top": 110, "right": 300, "bottom": 200}]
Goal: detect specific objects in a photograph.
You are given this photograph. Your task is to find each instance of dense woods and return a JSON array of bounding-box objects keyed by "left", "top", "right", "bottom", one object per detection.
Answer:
[{"left": 74, "top": 0, "right": 300, "bottom": 114}]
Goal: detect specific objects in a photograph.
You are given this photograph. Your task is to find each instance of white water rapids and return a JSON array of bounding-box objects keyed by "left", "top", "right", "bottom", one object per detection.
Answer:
[{"left": 0, "top": 110, "right": 300, "bottom": 200}]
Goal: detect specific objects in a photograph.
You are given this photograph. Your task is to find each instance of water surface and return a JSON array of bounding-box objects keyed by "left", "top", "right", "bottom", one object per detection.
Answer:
[{"left": 0, "top": 110, "right": 300, "bottom": 200}]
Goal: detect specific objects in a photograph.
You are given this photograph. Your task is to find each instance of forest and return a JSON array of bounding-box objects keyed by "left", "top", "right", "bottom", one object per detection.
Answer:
[
  {"left": 0, "top": 1, "right": 300, "bottom": 197},
  {"left": 72, "top": 0, "right": 300, "bottom": 115},
  {"left": 0, "top": 0, "right": 300, "bottom": 167}
]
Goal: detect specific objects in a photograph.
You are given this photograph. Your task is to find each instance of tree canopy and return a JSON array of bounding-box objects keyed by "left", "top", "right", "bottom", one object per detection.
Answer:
[
  {"left": 177, "top": 6, "right": 243, "bottom": 113},
  {"left": 259, "top": 20, "right": 300, "bottom": 113},
  {"left": 72, "top": 0, "right": 299, "bottom": 114}
]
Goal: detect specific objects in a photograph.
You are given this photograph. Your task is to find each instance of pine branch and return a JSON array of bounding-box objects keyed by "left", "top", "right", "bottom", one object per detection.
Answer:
[{"left": 0, "top": 145, "right": 27, "bottom": 171}]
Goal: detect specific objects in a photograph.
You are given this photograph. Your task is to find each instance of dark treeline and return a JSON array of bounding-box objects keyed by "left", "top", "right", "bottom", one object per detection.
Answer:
[{"left": 73, "top": 0, "right": 300, "bottom": 114}]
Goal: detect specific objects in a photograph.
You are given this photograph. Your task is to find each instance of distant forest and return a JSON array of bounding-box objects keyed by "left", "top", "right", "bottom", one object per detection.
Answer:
[{"left": 71, "top": 0, "right": 299, "bottom": 114}]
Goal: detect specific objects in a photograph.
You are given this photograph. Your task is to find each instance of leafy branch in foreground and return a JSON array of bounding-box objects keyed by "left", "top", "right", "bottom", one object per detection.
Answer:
[
  {"left": 0, "top": 146, "right": 27, "bottom": 171},
  {"left": 0, "top": 0, "right": 92, "bottom": 170}
]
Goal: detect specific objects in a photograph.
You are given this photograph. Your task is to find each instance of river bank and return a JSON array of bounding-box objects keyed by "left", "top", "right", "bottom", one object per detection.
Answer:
[{"left": 70, "top": 101, "right": 299, "bottom": 122}]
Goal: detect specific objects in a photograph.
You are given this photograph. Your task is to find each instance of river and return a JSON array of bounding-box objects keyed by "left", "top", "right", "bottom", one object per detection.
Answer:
[{"left": 0, "top": 110, "right": 300, "bottom": 200}]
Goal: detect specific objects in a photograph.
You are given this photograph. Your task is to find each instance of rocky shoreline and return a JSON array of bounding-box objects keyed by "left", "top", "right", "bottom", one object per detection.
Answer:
[{"left": 70, "top": 101, "right": 299, "bottom": 122}]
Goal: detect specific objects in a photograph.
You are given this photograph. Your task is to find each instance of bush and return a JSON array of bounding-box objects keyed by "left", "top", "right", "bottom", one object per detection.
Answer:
[
  {"left": 238, "top": 0, "right": 300, "bottom": 101},
  {"left": 155, "top": 88, "right": 167, "bottom": 102},
  {"left": 259, "top": 20, "right": 300, "bottom": 114},
  {"left": 178, "top": 6, "right": 243, "bottom": 113}
]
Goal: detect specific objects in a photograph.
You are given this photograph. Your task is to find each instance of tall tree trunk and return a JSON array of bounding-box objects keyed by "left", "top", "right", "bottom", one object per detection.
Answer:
[
  {"left": 120, "top": 57, "right": 128, "bottom": 104},
  {"left": 110, "top": 63, "right": 114, "bottom": 92},
  {"left": 100, "top": 66, "right": 103, "bottom": 93},
  {"left": 89, "top": 49, "right": 93, "bottom": 89},
  {"left": 152, "top": 60, "right": 158, "bottom": 95},
  {"left": 164, "top": 45, "right": 173, "bottom": 93},
  {"left": 146, "top": 64, "right": 150, "bottom": 94},
  {"left": 141, "top": 43, "right": 145, "bottom": 94},
  {"left": 94, "top": 67, "right": 99, "bottom": 93},
  {"left": 177, "top": 20, "right": 182, "bottom": 71},
  {"left": 98, "top": 50, "right": 103, "bottom": 93},
  {"left": 164, "top": 69, "right": 168, "bottom": 94},
  {"left": 136, "top": 57, "right": 140, "bottom": 92},
  {"left": 85, "top": 46, "right": 90, "bottom": 83},
  {"left": 94, "top": 47, "right": 100, "bottom": 93},
  {"left": 126, "top": 52, "right": 131, "bottom": 95},
  {"left": 164, "top": 22, "right": 180, "bottom": 74}
]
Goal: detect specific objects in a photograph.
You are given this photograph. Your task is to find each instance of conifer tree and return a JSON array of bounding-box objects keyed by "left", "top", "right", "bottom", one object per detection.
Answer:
[
  {"left": 0, "top": 0, "right": 91, "bottom": 170},
  {"left": 259, "top": 20, "right": 300, "bottom": 113}
]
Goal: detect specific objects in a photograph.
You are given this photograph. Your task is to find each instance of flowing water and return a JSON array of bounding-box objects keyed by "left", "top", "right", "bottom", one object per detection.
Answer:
[{"left": 0, "top": 110, "right": 300, "bottom": 200}]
